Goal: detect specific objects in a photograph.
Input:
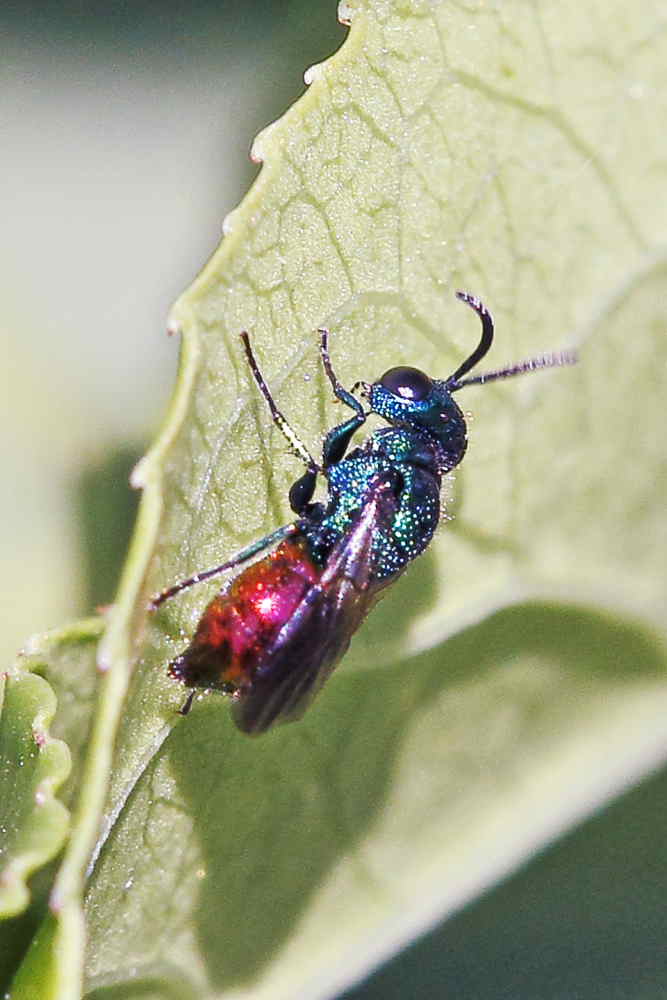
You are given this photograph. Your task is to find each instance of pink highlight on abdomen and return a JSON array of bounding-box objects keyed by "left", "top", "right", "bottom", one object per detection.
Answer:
[{"left": 176, "top": 537, "right": 320, "bottom": 690}]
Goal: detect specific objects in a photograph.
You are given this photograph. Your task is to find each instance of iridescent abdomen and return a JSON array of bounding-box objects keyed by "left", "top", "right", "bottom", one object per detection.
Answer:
[{"left": 168, "top": 536, "right": 320, "bottom": 693}]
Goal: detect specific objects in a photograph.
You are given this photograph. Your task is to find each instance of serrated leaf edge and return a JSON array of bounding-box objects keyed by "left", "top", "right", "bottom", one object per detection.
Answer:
[{"left": 0, "top": 660, "right": 71, "bottom": 919}]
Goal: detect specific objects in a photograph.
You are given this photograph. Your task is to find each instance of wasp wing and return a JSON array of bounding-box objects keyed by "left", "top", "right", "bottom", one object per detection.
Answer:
[{"left": 232, "top": 475, "right": 400, "bottom": 734}]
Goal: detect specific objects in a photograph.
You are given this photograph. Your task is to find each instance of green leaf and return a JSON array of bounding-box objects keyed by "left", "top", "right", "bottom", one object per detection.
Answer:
[
  {"left": 0, "top": 619, "right": 103, "bottom": 994},
  {"left": 20, "top": 619, "right": 106, "bottom": 813},
  {"left": 0, "top": 660, "right": 71, "bottom": 919},
  {"left": 17, "top": 1, "right": 667, "bottom": 997},
  {"left": 84, "top": 605, "right": 667, "bottom": 1000}
]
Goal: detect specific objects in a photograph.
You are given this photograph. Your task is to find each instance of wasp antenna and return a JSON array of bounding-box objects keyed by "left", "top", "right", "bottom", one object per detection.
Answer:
[
  {"left": 447, "top": 292, "right": 495, "bottom": 386},
  {"left": 452, "top": 349, "right": 577, "bottom": 390}
]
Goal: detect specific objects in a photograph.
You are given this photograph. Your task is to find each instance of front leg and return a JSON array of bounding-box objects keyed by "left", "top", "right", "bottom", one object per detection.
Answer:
[
  {"left": 290, "top": 327, "right": 368, "bottom": 514},
  {"left": 318, "top": 327, "right": 368, "bottom": 467}
]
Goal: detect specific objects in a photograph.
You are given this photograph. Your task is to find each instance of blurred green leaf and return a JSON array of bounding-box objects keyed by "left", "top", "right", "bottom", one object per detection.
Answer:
[
  {"left": 0, "top": 665, "right": 70, "bottom": 919},
  {"left": 0, "top": 620, "right": 102, "bottom": 995},
  {"left": 22, "top": 620, "right": 105, "bottom": 812},
  {"left": 15, "top": 0, "right": 667, "bottom": 997}
]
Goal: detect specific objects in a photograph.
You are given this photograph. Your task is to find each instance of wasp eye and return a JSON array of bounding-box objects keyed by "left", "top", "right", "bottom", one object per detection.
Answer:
[{"left": 379, "top": 366, "right": 433, "bottom": 402}]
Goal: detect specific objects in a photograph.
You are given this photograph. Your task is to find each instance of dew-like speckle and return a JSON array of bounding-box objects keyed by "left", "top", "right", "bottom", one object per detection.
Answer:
[{"left": 628, "top": 81, "right": 647, "bottom": 100}]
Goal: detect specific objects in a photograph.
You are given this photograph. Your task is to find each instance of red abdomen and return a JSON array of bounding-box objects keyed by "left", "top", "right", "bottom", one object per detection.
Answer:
[{"left": 168, "top": 536, "right": 320, "bottom": 693}]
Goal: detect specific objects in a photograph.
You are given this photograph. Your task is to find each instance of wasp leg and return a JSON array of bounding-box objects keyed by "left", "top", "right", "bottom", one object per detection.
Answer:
[
  {"left": 149, "top": 521, "right": 301, "bottom": 609},
  {"left": 318, "top": 328, "right": 367, "bottom": 467},
  {"left": 178, "top": 690, "right": 197, "bottom": 716},
  {"left": 241, "top": 331, "right": 321, "bottom": 474}
]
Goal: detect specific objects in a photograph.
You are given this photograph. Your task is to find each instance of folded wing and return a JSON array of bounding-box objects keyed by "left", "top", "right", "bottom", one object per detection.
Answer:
[{"left": 233, "top": 474, "right": 400, "bottom": 734}]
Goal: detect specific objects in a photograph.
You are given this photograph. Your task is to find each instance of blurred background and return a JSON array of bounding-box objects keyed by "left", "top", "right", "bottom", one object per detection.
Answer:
[{"left": 3, "top": 2, "right": 665, "bottom": 997}]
